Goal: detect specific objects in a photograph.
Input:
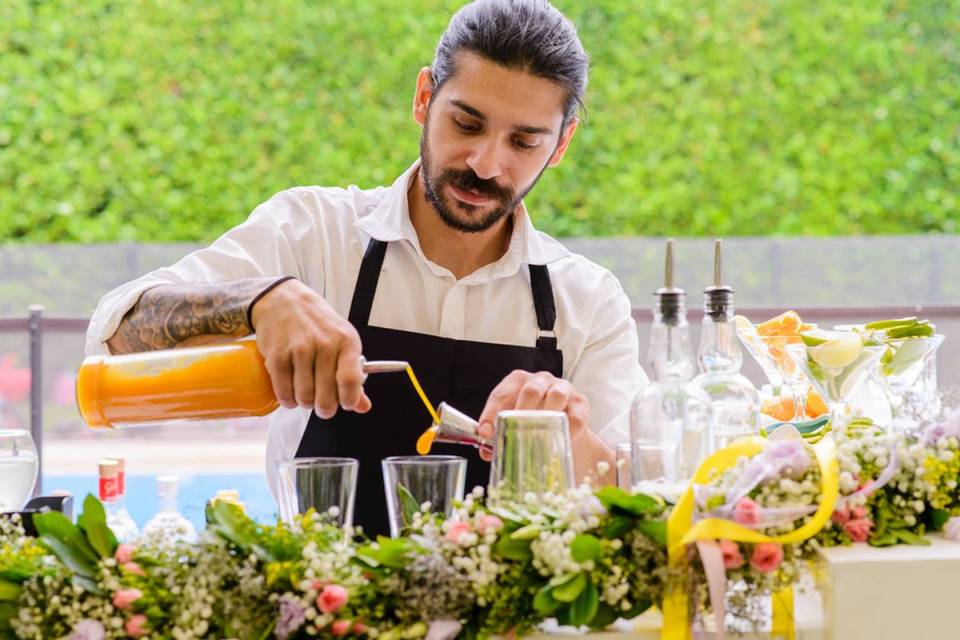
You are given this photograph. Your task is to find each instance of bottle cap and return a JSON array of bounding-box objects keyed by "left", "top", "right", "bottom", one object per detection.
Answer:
[
  {"left": 98, "top": 459, "right": 120, "bottom": 478},
  {"left": 703, "top": 239, "right": 734, "bottom": 319},
  {"left": 157, "top": 475, "right": 179, "bottom": 496}
]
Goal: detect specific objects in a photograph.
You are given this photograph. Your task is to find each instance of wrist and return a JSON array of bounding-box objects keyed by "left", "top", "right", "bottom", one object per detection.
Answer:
[{"left": 248, "top": 276, "right": 298, "bottom": 331}]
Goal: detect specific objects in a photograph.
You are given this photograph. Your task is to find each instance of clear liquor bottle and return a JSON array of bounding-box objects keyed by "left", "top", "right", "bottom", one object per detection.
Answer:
[
  {"left": 109, "top": 456, "right": 140, "bottom": 541},
  {"left": 692, "top": 241, "right": 760, "bottom": 450},
  {"left": 99, "top": 459, "right": 139, "bottom": 542},
  {"left": 630, "top": 240, "right": 713, "bottom": 499},
  {"left": 142, "top": 475, "right": 198, "bottom": 547}
]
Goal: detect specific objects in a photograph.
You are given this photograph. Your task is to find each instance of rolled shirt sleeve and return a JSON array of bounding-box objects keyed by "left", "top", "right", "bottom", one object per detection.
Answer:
[
  {"left": 84, "top": 191, "right": 312, "bottom": 356},
  {"left": 566, "top": 271, "right": 647, "bottom": 446}
]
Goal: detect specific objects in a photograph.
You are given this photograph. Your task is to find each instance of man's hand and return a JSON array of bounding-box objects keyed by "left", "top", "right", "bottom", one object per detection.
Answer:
[
  {"left": 251, "top": 279, "right": 370, "bottom": 419},
  {"left": 476, "top": 370, "right": 614, "bottom": 484}
]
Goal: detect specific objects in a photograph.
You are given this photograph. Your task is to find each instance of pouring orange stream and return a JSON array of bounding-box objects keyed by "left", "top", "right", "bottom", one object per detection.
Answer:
[{"left": 405, "top": 365, "right": 440, "bottom": 454}]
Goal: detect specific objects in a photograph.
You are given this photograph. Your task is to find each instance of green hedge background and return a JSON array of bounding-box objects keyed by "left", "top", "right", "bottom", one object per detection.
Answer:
[{"left": 1, "top": 0, "right": 958, "bottom": 243}]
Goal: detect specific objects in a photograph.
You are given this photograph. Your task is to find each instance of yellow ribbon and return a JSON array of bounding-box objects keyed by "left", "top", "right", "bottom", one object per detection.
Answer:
[{"left": 661, "top": 436, "right": 839, "bottom": 640}]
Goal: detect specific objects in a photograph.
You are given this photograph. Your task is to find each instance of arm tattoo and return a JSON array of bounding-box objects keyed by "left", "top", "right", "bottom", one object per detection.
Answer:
[{"left": 107, "top": 277, "right": 281, "bottom": 353}]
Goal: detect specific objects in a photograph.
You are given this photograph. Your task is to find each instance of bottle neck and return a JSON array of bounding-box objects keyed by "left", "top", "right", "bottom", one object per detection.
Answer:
[
  {"left": 158, "top": 492, "right": 178, "bottom": 514},
  {"left": 648, "top": 308, "right": 696, "bottom": 382},
  {"left": 698, "top": 312, "right": 743, "bottom": 373}
]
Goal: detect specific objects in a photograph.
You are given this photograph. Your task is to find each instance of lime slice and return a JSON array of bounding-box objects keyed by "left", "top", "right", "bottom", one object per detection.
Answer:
[
  {"left": 810, "top": 333, "right": 863, "bottom": 369},
  {"left": 800, "top": 328, "right": 839, "bottom": 347}
]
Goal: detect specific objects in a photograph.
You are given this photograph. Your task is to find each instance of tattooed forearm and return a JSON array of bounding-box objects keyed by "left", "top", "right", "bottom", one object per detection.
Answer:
[{"left": 106, "top": 278, "right": 281, "bottom": 354}]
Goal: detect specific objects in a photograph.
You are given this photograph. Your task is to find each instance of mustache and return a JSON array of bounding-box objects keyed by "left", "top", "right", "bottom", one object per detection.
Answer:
[{"left": 437, "top": 168, "right": 514, "bottom": 202}]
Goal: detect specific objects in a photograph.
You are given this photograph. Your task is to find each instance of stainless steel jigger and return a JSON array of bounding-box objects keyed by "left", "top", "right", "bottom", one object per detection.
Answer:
[
  {"left": 358, "top": 357, "right": 408, "bottom": 382},
  {"left": 434, "top": 402, "right": 494, "bottom": 454}
]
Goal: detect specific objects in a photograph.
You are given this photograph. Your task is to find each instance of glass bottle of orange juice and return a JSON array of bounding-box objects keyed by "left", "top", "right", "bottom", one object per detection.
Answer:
[{"left": 76, "top": 338, "right": 277, "bottom": 428}]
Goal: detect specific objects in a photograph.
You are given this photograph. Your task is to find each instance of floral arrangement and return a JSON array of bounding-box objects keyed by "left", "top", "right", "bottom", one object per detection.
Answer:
[{"left": 2, "top": 413, "right": 959, "bottom": 640}]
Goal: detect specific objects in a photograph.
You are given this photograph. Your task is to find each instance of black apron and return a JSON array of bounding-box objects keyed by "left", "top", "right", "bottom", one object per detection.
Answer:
[{"left": 295, "top": 239, "right": 564, "bottom": 536}]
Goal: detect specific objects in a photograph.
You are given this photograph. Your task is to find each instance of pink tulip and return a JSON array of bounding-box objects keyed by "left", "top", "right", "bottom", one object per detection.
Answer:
[
  {"left": 844, "top": 518, "right": 874, "bottom": 543},
  {"left": 316, "top": 584, "right": 348, "bottom": 614},
  {"left": 112, "top": 588, "right": 143, "bottom": 610},
  {"left": 331, "top": 620, "right": 352, "bottom": 637},
  {"left": 445, "top": 520, "right": 472, "bottom": 544},
  {"left": 114, "top": 544, "right": 136, "bottom": 565},
  {"left": 122, "top": 562, "right": 146, "bottom": 577},
  {"left": 732, "top": 498, "right": 761, "bottom": 526},
  {"left": 750, "top": 543, "right": 784, "bottom": 573},
  {"left": 124, "top": 614, "right": 149, "bottom": 638},
  {"left": 719, "top": 539, "right": 744, "bottom": 570},
  {"left": 832, "top": 506, "right": 851, "bottom": 525},
  {"left": 477, "top": 515, "right": 504, "bottom": 534}
]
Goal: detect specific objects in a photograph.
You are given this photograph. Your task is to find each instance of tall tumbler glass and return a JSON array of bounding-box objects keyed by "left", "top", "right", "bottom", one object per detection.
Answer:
[
  {"left": 275, "top": 457, "right": 358, "bottom": 527},
  {"left": 615, "top": 442, "right": 633, "bottom": 490},
  {"left": 382, "top": 455, "right": 466, "bottom": 537},
  {"left": 488, "top": 410, "right": 574, "bottom": 506}
]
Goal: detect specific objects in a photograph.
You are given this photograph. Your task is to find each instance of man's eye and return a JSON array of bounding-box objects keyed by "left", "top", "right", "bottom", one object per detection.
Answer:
[
  {"left": 454, "top": 119, "right": 479, "bottom": 132},
  {"left": 513, "top": 138, "right": 537, "bottom": 151}
]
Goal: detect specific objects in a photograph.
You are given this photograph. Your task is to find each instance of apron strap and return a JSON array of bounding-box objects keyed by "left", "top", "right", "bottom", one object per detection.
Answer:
[
  {"left": 349, "top": 238, "right": 559, "bottom": 352},
  {"left": 529, "top": 264, "right": 558, "bottom": 351},
  {"left": 348, "top": 238, "right": 388, "bottom": 327}
]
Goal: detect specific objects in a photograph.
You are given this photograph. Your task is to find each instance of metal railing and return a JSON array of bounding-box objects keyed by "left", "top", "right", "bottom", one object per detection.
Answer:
[{"left": 3, "top": 303, "right": 960, "bottom": 496}]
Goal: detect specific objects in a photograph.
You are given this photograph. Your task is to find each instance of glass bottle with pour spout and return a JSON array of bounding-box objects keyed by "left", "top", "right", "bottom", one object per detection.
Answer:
[
  {"left": 692, "top": 240, "right": 760, "bottom": 449},
  {"left": 629, "top": 240, "right": 713, "bottom": 499},
  {"left": 76, "top": 338, "right": 412, "bottom": 428}
]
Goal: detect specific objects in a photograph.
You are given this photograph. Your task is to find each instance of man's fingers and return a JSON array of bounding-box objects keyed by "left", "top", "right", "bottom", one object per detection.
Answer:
[
  {"left": 335, "top": 340, "right": 365, "bottom": 412},
  {"left": 313, "top": 349, "right": 339, "bottom": 419},
  {"left": 543, "top": 380, "right": 572, "bottom": 412},
  {"left": 567, "top": 394, "right": 590, "bottom": 435},
  {"left": 291, "top": 343, "right": 316, "bottom": 408},
  {"left": 478, "top": 375, "right": 524, "bottom": 429},
  {"left": 516, "top": 373, "right": 553, "bottom": 409},
  {"left": 266, "top": 352, "right": 296, "bottom": 409}
]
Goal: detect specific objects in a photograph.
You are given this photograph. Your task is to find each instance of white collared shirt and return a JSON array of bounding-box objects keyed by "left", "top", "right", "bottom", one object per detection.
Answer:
[{"left": 86, "top": 160, "right": 647, "bottom": 489}]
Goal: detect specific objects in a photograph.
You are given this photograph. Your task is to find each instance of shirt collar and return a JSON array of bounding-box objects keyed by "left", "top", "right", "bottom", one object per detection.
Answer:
[{"left": 355, "top": 159, "right": 570, "bottom": 277}]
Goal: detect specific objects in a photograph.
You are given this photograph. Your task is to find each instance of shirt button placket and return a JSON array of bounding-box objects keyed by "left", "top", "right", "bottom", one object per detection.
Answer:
[{"left": 439, "top": 283, "right": 467, "bottom": 339}]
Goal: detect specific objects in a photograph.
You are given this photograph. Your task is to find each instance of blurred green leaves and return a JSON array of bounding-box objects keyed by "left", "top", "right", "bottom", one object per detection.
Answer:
[{"left": 0, "top": 0, "right": 957, "bottom": 242}]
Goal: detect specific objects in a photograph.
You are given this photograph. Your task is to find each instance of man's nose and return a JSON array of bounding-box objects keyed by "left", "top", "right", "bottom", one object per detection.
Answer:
[{"left": 465, "top": 136, "right": 506, "bottom": 181}]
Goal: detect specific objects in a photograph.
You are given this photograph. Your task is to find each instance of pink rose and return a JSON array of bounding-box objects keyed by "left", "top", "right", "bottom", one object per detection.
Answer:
[
  {"left": 445, "top": 520, "right": 472, "bottom": 544},
  {"left": 844, "top": 518, "right": 874, "bottom": 543},
  {"left": 112, "top": 588, "right": 143, "bottom": 610},
  {"left": 832, "top": 506, "right": 851, "bottom": 525},
  {"left": 353, "top": 622, "right": 368, "bottom": 634},
  {"left": 719, "top": 539, "right": 744, "bottom": 570},
  {"left": 316, "top": 584, "right": 348, "bottom": 614},
  {"left": 122, "top": 562, "right": 146, "bottom": 577},
  {"left": 750, "top": 543, "right": 784, "bottom": 573},
  {"left": 733, "top": 498, "right": 761, "bottom": 526},
  {"left": 851, "top": 506, "right": 867, "bottom": 520},
  {"left": 331, "top": 620, "right": 351, "bottom": 637},
  {"left": 124, "top": 614, "right": 149, "bottom": 638},
  {"left": 114, "top": 544, "right": 136, "bottom": 565},
  {"left": 476, "top": 515, "right": 503, "bottom": 534}
]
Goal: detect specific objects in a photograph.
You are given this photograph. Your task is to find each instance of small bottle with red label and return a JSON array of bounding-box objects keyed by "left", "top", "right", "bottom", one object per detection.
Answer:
[{"left": 98, "top": 459, "right": 139, "bottom": 542}]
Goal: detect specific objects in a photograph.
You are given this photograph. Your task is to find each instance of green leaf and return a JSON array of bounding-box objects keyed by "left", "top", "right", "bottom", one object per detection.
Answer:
[
  {"left": 79, "top": 494, "right": 107, "bottom": 528},
  {"left": 924, "top": 508, "right": 950, "bottom": 532},
  {"left": 568, "top": 580, "right": 599, "bottom": 626},
  {"left": 84, "top": 522, "right": 118, "bottom": 559},
  {"left": 595, "top": 487, "right": 664, "bottom": 517},
  {"left": 0, "top": 602, "right": 18, "bottom": 630},
  {"left": 210, "top": 501, "right": 257, "bottom": 550},
  {"left": 892, "top": 529, "right": 930, "bottom": 545},
  {"left": 635, "top": 519, "right": 667, "bottom": 546},
  {"left": 32, "top": 511, "right": 100, "bottom": 577},
  {"left": 533, "top": 584, "right": 562, "bottom": 615},
  {"left": 602, "top": 515, "right": 633, "bottom": 539},
  {"left": 509, "top": 524, "right": 541, "bottom": 540},
  {"left": 363, "top": 537, "right": 412, "bottom": 569},
  {"left": 570, "top": 534, "right": 602, "bottom": 563},
  {"left": 71, "top": 574, "right": 102, "bottom": 595},
  {"left": 0, "top": 581, "right": 20, "bottom": 603},
  {"left": 494, "top": 535, "right": 532, "bottom": 562},
  {"left": 396, "top": 483, "right": 421, "bottom": 531},
  {"left": 588, "top": 601, "right": 620, "bottom": 630},
  {"left": 551, "top": 572, "right": 586, "bottom": 603},
  {"left": 868, "top": 532, "right": 898, "bottom": 547},
  {"left": 622, "top": 598, "right": 653, "bottom": 619}
]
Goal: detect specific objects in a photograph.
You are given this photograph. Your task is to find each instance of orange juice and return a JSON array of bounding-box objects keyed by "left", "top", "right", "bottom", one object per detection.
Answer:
[{"left": 77, "top": 338, "right": 277, "bottom": 428}]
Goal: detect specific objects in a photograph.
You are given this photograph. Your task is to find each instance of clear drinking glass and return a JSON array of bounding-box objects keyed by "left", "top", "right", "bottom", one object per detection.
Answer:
[
  {"left": 0, "top": 430, "right": 38, "bottom": 512},
  {"left": 275, "top": 457, "right": 358, "bottom": 527},
  {"left": 382, "top": 455, "right": 466, "bottom": 538},
  {"left": 872, "top": 335, "right": 945, "bottom": 432},
  {"left": 488, "top": 410, "right": 574, "bottom": 506}
]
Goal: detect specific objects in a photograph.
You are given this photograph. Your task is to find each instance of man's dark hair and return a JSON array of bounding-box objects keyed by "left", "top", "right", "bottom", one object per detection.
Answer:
[{"left": 431, "top": 0, "right": 589, "bottom": 124}]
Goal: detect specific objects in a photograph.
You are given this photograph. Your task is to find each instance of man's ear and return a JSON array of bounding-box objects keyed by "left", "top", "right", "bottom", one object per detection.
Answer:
[
  {"left": 413, "top": 67, "right": 434, "bottom": 127},
  {"left": 547, "top": 117, "right": 579, "bottom": 167}
]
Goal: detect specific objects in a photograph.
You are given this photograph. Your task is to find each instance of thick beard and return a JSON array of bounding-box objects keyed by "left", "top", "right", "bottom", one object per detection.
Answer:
[{"left": 419, "top": 124, "right": 547, "bottom": 234}]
